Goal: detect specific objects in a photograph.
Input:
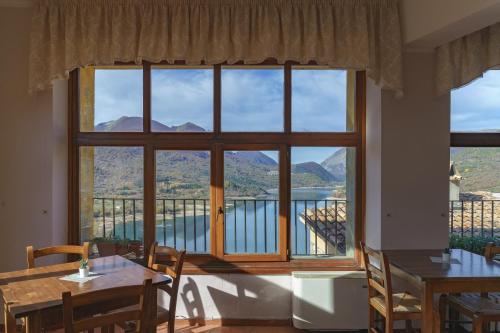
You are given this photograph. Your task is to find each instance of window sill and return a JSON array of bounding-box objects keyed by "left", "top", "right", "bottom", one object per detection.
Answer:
[{"left": 180, "top": 256, "right": 362, "bottom": 275}]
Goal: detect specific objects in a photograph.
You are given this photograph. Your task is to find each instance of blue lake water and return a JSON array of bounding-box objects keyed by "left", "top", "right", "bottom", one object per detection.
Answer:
[{"left": 88, "top": 188, "right": 343, "bottom": 256}]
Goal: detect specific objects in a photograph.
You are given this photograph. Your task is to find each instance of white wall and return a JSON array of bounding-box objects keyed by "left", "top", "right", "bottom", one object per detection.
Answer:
[
  {"left": 365, "top": 51, "right": 450, "bottom": 250},
  {"left": 162, "top": 275, "right": 292, "bottom": 320}
]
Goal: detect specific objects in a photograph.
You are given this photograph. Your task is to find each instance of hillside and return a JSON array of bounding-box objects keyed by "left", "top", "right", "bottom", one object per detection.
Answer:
[
  {"left": 92, "top": 117, "right": 343, "bottom": 198},
  {"left": 95, "top": 116, "right": 205, "bottom": 132},
  {"left": 321, "top": 148, "right": 346, "bottom": 181},
  {"left": 292, "top": 162, "right": 339, "bottom": 182},
  {"left": 450, "top": 147, "right": 500, "bottom": 193}
]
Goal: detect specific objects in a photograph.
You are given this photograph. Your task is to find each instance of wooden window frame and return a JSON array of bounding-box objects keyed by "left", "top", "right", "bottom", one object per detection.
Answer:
[{"left": 68, "top": 61, "right": 366, "bottom": 274}]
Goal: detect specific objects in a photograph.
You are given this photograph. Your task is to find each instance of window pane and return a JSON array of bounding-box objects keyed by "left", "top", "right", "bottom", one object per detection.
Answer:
[
  {"left": 80, "top": 147, "right": 144, "bottom": 259},
  {"left": 451, "top": 70, "right": 500, "bottom": 132},
  {"left": 290, "top": 147, "right": 355, "bottom": 258},
  {"left": 222, "top": 68, "right": 284, "bottom": 132},
  {"left": 155, "top": 150, "right": 211, "bottom": 253},
  {"left": 292, "top": 69, "right": 354, "bottom": 132},
  {"left": 449, "top": 148, "right": 500, "bottom": 238},
  {"left": 80, "top": 67, "right": 143, "bottom": 132},
  {"left": 224, "top": 151, "right": 280, "bottom": 254},
  {"left": 152, "top": 67, "right": 213, "bottom": 132}
]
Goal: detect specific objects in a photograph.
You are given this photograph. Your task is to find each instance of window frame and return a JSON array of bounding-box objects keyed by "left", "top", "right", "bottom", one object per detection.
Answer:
[{"left": 68, "top": 61, "right": 366, "bottom": 273}]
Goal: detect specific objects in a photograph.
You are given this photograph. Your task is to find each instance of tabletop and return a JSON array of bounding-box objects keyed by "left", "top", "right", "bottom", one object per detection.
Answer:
[
  {"left": 0, "top": 255, "right": 171, "bottom": 318},
  {"left": 384, "top": 249, "right": 500, "bottom": 282}
]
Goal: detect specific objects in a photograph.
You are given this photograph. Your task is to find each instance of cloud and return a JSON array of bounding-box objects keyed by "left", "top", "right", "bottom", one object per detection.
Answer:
[
  {"left": 451, "top": 70, "right": 500, "bottom": 131},
  {"left": 152, "top": 69, "right": 213, "bottom": 130},
  {"left": 94, "top": 69, "right": 143, "bottom": 126},
  {"left": 221, "top": 69, "right": 284, "bottom": 131},
  {"left": 292, "top": 70, "right": 348, "bottom": 132},
  {"left": 92, "top": 67, "right": 356, "bottom": 138}
]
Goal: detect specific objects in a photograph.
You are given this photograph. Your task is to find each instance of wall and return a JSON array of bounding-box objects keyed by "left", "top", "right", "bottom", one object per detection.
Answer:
[
  {"left": 401, "top": 0, "right": 500, "bottom": 48},
  {"left": 365, "top": 51, "right": 450, "bottom": 250},
  {"left": 0, "top": 6, "right": 55, "bottom": 271}
]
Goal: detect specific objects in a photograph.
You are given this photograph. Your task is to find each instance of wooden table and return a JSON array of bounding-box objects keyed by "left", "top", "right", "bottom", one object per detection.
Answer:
[
  {"left": 385, "top": 249, "right": 500, "bottom": 333},
  {"left": 0, "top": 255, "right": 171, "bottom": 333}
]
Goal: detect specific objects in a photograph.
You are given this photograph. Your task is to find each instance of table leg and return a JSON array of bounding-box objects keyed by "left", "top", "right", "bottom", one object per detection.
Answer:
[
  {"left": 3, "top": 306, "right": 16, "bottom": 333},
  {"left": 421, "top": 281, "right": 434, "bottom": 333},
  {"left": 25, "top": 312, "right": 41, "bottom": 333}
]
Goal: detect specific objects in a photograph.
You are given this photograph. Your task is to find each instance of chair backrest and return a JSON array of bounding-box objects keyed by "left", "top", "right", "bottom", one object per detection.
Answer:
[
  {"left": 360, "top": 242, "right": 393, "bottom": 316},
  {"left": 62, "top": 279, "right": 152, "bottom": 333},
  {"left": 484, "top": 242, "right": 500, "bottom": 260},
  {"left": 147, "top": 242, "right": 186, "bottom": 327},
  {"left": 27, "top": 242, "right": 90, "bottom": 269}
]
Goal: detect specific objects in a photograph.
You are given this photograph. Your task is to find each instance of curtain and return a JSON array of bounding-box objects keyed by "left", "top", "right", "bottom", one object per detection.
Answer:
[
  {"left": 29, "top": 0, "right": 403, "bottom": 95},
  {"left": 436, "top": 22, "right": 500, "bottom": 96}
]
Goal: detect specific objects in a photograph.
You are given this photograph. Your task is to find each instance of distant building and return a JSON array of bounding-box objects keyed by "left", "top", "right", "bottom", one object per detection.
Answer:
[{"left": 449, "top": 162, "right": 463, "bottom": 201}]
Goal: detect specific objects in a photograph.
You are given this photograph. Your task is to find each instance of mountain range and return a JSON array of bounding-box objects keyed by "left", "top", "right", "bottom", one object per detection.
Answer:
[{"left": 92, "top": 117, "right": 347, "bottom": 198}]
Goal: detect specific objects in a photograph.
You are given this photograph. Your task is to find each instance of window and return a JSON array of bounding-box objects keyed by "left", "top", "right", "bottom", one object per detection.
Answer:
[
  {"left": 221, "top": 67, "right": 284, "bottom": 132},
  {"left": 449, "top": 70, "right": 500, "bottom": 240},
  {"left": 70, "top": 63, "right": 365, "bottom": 270},
  {"left": 151, "top": 67, "right": 213, "bottom": 132}
]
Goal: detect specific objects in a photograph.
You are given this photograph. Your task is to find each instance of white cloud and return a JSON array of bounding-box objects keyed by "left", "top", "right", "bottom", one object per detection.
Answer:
[
  {"left": 94, "top": 69, "right": 143, "bottom": 125},
  {"left": 451, "top": 70, "right": 500, "bottom": 131},
  {"left": 152, "top": 69, "right": 213, "bottom": 130}
]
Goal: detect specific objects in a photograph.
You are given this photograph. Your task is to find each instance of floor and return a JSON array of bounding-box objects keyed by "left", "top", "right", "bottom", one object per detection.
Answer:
[
  {"left": 171, "top": 325, "right": 302, "bottom": 333},
  {"left": 160, "top": 323, "right": 303, "bottom": 333}
]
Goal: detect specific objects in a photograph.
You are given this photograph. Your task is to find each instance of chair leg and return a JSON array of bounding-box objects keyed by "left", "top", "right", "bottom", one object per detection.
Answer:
[
  {"left": 385, "top": 317, "right": 393, "bottom": 333},
  {"left": 472, "top": 316, "right": 483, "bottom": 333},
  {"left": 369, "top": 305, "right": 376, "bottom": 331},
  {"left": 439, "top": 294, "right": 447, "bottom": 333},
  {"left": 405, "top": 320, "right": 413, "bottom": 333}
]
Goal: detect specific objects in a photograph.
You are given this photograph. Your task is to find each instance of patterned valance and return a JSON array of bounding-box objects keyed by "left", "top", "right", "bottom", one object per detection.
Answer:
[
  {"left": 29, "top": 0, "right": 403, "bottom": 95},
  {"left": 436, "top": 22, "right": 500, "bottom": 96}
]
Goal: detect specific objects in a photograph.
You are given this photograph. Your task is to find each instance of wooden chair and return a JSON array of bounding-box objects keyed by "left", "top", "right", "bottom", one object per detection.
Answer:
[
  {"left": 440, "top": 243, "right": 500, "bottom": 332},
  {"left": 147, "top": 242, "right": 186, "bottom": 333},
  {"left": 360, "top": 243, "right": 440, "bottom": 332},
  {"left": 62, "top": 279, "right": 153, "bottom": 333},
  {"left": 26, "top": 242, "right": 90, "bottom": 268},
  {"left": 23, "top": 243, "right": 91, "bottom": 331}
]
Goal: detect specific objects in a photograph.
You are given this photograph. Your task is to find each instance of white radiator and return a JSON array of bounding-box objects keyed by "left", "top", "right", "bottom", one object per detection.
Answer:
[{"left": 292, "top": 271, "right": 368, "bottom": 330}]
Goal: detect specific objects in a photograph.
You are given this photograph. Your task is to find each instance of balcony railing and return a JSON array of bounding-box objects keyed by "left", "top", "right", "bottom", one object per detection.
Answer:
[
  {"left": 82, "top": 197, "right": 349, "bottom": 256},
  {"left": 449, "top": 200, "right": 500, "bottom": 237}
]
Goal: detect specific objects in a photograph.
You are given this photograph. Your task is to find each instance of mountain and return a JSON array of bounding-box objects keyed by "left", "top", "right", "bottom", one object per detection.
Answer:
[
  {"left": 450, "top": 147, "right": 500, "bottom": 193},
  {"left": 229, "top": 151, "right": 278, "bottom": 166},
  {"left": 292, "top": 162, "right": 338, "bottom": 182},
  {"left": 321, "top": 148, "right": 347, "bottom": 181},
  {"left": 95, "top": 116, "right": 205, "bottom": 132},
  {"left": 91, "top": 118, "right": 345, "bottom": 198}
]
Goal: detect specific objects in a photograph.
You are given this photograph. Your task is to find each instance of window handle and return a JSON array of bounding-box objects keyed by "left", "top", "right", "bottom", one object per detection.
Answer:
[{"left": 217, "top": 206, "right": 224, "bottom": 215}]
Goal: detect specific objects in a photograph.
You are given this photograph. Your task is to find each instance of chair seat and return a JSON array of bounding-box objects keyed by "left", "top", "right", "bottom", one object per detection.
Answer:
[
  {"left": 449, "top": 294, "right": 500, "bottom": 316},
  {"left": 371, "top": 292, "right": 422, "bottom": 313}
]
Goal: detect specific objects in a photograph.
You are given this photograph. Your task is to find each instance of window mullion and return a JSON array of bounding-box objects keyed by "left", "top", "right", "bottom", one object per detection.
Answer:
[
  {"left": 143, "top": 62, "right": 154, "bottom": 261},
  {"left": 214, "top": 65, "right": 221, "bottom": 136}
]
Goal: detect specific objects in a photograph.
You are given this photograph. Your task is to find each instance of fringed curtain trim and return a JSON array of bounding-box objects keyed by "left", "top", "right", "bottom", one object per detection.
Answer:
[
  {"left": 436, "top": 22, "right": 500, "bottom": 96},
  {"left": 29, "top": 0, "right": 403, "bottom": 95}
]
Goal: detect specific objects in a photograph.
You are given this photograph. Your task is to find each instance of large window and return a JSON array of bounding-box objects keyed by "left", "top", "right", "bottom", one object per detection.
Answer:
[
  {"left": 70, "top": 63, "right": 365, "bottom": 270},
  {"left": 449, "top": 70, "right": 500, "bottom": 240}
]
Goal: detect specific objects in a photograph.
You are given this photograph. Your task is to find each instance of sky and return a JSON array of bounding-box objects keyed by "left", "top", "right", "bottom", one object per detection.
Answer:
[
  {"left": 94, "top": 68, "right": 500, "bottom": 133},
  {"left": 451, "top": 70, "right": 500, "bottom": 132},
  {"left": 93, "top": 67, "right": 348, "bottom": 132}
]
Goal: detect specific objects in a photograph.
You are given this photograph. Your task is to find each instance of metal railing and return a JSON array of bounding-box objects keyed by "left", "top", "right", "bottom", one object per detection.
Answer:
[
  {"left": 83, "top": 197, "right": 349, "bottom": 256},
  {"left": 449, "top": 200, "right": 500, "bottom": 238}
]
